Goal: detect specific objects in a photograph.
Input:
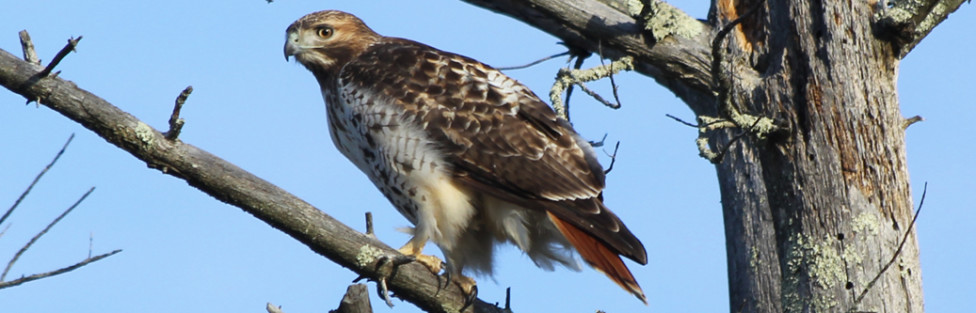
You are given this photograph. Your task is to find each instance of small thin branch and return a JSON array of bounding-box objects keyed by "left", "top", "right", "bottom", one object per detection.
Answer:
[
  {"left": 1, "top": 133, "right": 74, "bottom": 226},
  {"left": 165, "top": 86, "right": 193, "bottom": 140},
  {"left": 18, "top": 30, "right": 40, "bottom": 65},
  {"left": 2, "top": 187, "right": 95, "bottom": 281},
  {"left": 598, "top": 42, "right": 623, "bottom": 110},
  {"left": 902, "top": 115, "right": 923, "bottom": 129},
  {"left": 588, "top": 133, "right": 608, "bottom": 148},
  {"left": 665, "top": 114, "right": 699, "bottom": 128},
  {"left": 0, "top": 249, "right": 121, "bottom": 290},
  {"left": 550, "top": 56, "right": 634, "bottom": 120},
  {"left": 365, "top": 212, "right": 375, "bottom": 237},
  {"left": 496, "top": 51, "right": 570, "bottom": 71},
  {"left": 603, "top": 141, "right": 621, "bottom": 175},
  {"left": 853, "top": 182, "right": 927, "bottom": 305},
  {"left": 574, "top": 82, "right": 620, "bottom": 109},
  {"left": 38, "top": 36, "right": 82, "bottom": 78},
  {"left": 550, "top": 49, "right": 590, "bottom": 121}
]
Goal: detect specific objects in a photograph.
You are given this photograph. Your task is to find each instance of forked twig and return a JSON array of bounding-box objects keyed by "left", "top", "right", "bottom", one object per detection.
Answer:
[
  {"left": 2, "top": 187, "right": 95, "bottom": 281},
  {"left": 0, "top": 249, "right": 121, "bottom": 290}
]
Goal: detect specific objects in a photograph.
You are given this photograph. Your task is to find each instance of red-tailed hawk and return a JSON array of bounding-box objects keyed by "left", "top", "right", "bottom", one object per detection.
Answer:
[{"left": 284, "top": 10, "right": 647, "bottom": 303}]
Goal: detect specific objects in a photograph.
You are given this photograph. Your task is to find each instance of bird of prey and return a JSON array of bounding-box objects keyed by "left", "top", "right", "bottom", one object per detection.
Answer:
[{"left": 284, "top": 10, "right": 647, "bottom": 303}]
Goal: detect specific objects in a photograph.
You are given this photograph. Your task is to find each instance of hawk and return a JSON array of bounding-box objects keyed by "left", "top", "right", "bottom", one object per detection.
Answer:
[{"left": 284, "top": 10, "right": 647, "bottom": 303}]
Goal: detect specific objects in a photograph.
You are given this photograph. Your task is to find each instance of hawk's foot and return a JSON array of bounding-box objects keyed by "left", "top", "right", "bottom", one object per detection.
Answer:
[
  {"left": 397, "top": 243, "right": 443, "bottom": 274},
  {"left": 450, "top": 274, "right": 478, "bottom": 311}
]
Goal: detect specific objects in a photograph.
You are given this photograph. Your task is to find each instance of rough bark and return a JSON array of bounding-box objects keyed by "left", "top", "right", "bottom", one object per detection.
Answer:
[
  {"left": 458, "top": 0, "right": 966, "bottom": 312},
  {"left": 0, "top": 48, "right": 502, "bottom": 313}
]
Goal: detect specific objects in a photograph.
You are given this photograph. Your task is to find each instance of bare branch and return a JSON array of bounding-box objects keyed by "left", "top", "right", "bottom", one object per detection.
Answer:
[
  {"left": 496, "top": 51, "right": 570, "bottom": 71},
  {"left": 550, "top": 56, "right": 633, "bottom": 119},
  {"left": 876, "top": 0, "right": 967, "bottom": 58},
  {"left": 2, "top": 187, "right": 95, "bottom": 281},
  {"left": 1, "top": 133, "right": 74, "bottom": 226},
  {"left": 38, "top": 36, "right": 82, "bottom": 78},
  {"left": 165, "top": 86, "right": 193, "bottom": 140},
  {"left": 18, "top": 30, "right": 40, "bottom": 65},
  {"left": 459, "top": 0, "right": 721, "bottom": 113},
  {"left": 0, "top": 47, "right": 506, "bottom": 313},
  {"left": 0, "top": 249, "right": 121, "bottom": 290},
  {"left": 665, "top": 114, "right": 699, "bottom": 128}
]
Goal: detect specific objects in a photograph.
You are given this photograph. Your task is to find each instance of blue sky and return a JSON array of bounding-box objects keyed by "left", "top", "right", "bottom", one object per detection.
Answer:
[{"left": 0, "top": 1, "right": 971, "bottom": 312}]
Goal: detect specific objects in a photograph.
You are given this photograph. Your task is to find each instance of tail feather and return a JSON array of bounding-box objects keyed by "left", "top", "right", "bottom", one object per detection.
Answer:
[{"left": 547, "top": 212, "right": 647, "bottom": 304}]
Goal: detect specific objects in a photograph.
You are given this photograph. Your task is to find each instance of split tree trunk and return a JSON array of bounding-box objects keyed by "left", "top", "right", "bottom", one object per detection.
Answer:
[{"left": 460, "top": 0, "right": 965, "bottom": 312}]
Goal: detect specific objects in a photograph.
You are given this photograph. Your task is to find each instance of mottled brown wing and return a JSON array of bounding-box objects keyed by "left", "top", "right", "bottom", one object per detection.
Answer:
[{"left": 339, "top": 38, "right": 646, "bottom": 264}]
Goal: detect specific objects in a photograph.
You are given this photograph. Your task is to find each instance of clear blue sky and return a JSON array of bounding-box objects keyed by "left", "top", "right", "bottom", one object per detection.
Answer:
[{"left": 0, "top": 1, "right": 971, "bottom": 312}]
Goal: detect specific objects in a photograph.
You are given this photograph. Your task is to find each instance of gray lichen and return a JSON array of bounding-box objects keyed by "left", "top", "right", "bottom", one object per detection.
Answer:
[{"left": 356, "top": 244, "right": 384, "bottom": 268}]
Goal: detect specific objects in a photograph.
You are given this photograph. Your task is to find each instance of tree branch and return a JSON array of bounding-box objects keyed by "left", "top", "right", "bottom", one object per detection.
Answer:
[
  {"left": 0, "top": 249, "right": 121, "bottom": 290},
  {"left": 458, "top": 0, "right": 724, "bottom": 114},
  {"left": 875, "top": 0, "right": 967, "bottom": 58},
  {"left": 0, "top": 47, "right": 504, "bottom": 313}
]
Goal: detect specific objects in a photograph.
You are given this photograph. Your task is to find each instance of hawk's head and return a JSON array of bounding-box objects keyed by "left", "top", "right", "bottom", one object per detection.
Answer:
[{"left": 284, "top": 10, "right": 380, "bottom": 78}]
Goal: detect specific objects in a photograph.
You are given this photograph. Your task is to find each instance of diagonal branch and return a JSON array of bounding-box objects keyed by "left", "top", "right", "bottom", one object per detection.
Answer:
[
  {"left": 458, "top": 0, "right": 722, "bottom": 114},
  {"left": 2, "top": 187, "right": 95, "bottom": 281},
  {"left": 0, "top": 47, "right": 503, "bottom": 313},
  {"left": 1, "top": 133, "right": 75, "bottom": 227},
  {"left": 876, "top": 0, "right": 967, "bottom": 58},
  {"left": 0, "top": 249, "right": 121, "bottom": 290}
]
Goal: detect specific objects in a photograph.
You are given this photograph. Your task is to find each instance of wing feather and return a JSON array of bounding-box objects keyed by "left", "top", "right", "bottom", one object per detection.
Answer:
[{"left": 339, "top": 38, "right": 646, "bottom": 264}]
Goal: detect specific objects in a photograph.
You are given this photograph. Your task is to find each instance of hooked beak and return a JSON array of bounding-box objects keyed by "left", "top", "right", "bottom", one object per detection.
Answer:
[{"left": 284, "top": 31, "right": 299, "bottom": 61}]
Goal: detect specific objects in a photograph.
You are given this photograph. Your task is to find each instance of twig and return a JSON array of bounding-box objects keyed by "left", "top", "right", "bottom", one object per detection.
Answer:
[
  {"left": 1, "top": 133, "right": 74, "bottom": 226},
  {"left": 365, "top": 212, "right": 375, "bottom": 237},
  {"left": 598, "top": 42, "right": 623, "bottom": 110},
  {"left": 1, "top": 187, "right": 95, "bottom": 281},
  {"left": 0, "top": 249, "right": 120, "bottom": 290},
  {"left": 574, "top": 82, "right": 620, "bottom": 109},
  {"left": 902, "top": 115, "right": 923, "bottom": 129},
  {"left": 665, "top": 114, "right": 699, "bottom": 128},
  {"left": 503, "top": 287, "right": 512, "bottom": 312},
  {"left": 496, "top": 51, "right": 570, "bottom": 71},
  {"left": 588, "top": 133, "right": 608, "bottom": 148},
  {"left": 550, "top": 56, "right": 634, "bottom": 120},
  {"left": 165, "top": 86, "right": 193, "bottom": 140},
  {"left": 18, "top": 30, "right": 40, "bottom": 65},
  {"left": 603, "top": 141, "right": 621, "bottom": 175},
  {"left": 853, "top": 182, "right": 927, "bottom": 305},
  {"left": 562, "top": 53, "right": 588, "bottom": 122},
  {"left": 38, "top": 36, "right": 82, "bottom": 78}
]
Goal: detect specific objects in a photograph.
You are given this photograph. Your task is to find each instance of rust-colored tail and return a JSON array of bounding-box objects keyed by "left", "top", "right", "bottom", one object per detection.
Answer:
[{"left": 547, "top": 212, "right": 647, "bottom": 304}]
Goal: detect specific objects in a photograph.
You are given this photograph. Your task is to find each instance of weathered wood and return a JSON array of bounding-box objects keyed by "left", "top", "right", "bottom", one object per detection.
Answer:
[
  {"left": 331, "top": 284, "right": 373, "bottom": 313},
  {"left": 454, "top": 0, "right": 959, "bottom": 312}
]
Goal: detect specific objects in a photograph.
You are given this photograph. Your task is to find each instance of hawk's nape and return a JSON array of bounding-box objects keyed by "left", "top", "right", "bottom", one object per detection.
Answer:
[{"left": 284, "top": 9, "right": 648, "bottom": 304}]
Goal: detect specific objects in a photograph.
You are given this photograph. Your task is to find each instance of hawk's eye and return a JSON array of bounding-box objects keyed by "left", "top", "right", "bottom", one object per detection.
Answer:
[{"left": 316, "top": 26, "right": 334, "bottom": 38}]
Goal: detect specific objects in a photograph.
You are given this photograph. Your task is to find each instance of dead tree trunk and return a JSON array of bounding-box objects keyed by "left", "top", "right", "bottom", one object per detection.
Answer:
[{"left": 461, "top": 0, "right": 964, "bottom": 312}]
